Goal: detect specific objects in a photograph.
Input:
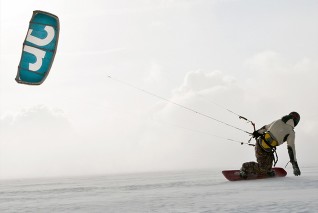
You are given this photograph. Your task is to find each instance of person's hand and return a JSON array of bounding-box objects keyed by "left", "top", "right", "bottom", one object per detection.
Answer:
[
  {"left": 252, "top": 131, "right": 261, "bottom": 138},
  {"left": 292, "top": 161, "right": 301, "bottom": 176}
]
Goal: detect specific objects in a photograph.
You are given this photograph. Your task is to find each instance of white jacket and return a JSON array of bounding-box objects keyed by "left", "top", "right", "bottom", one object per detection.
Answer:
[{"left": 258, "top": 119, "right": 297, "bottom": 161}]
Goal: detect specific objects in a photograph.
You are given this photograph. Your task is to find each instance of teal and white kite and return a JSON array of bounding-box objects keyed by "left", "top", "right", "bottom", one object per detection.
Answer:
[{"left": 16, "top": 10, "right": 59, "bottom": 85}]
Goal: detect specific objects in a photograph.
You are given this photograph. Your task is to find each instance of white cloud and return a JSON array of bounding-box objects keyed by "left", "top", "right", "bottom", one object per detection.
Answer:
[
  {"left": 174, "top": 70, "right": 236, "bottom": 95},
  {"left": 0, "top": 105, "right": 76, "bottom": 179},
  {"left": 142, "top": 69, "right": 253, "bottom": 170},
  {"left": 245, "top": 51, "right": 318, "bottom": 108}
]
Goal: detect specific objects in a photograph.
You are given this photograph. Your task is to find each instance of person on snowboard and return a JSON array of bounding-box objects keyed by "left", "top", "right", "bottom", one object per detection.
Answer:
[{"left": 240, "top": 111, "right": 301, "bottom": 178}]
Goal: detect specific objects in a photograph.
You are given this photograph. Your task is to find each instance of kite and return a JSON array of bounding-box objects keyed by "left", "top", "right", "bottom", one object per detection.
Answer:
[{"left": 16, "top": 10, "right": 59, "bottom": 85}]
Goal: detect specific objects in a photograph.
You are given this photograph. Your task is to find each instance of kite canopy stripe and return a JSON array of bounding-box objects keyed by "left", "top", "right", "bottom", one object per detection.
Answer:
[{"left": 16, "top": 10, "right": 59, "bottom": 85}]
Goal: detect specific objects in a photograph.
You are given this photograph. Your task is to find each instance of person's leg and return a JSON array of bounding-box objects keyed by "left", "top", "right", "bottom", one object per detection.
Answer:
[
  {"left": 240, "top": 139, "right": 274, "bottom": 176},
  {"left": 240, "top": 141, "right": 260, "bottom": 175},
  {"left": 255, "top": 139, "right": 274, "bottom": 175}
]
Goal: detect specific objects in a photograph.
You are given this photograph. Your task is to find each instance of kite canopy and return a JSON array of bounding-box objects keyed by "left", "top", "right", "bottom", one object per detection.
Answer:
[{"left": 16, "top": 10, "right": 59, "bottom": 85}]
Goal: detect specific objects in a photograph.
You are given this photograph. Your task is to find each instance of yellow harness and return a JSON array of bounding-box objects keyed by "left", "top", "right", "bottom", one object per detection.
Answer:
[{"left": 259, "top": 132, "right": 278, "bottom": 152}]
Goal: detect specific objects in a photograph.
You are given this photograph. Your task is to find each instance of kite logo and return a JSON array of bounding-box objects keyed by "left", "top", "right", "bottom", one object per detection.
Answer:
[
  {"left": 16, "top": 11, "right": 59, "bottom": 85},
  {"left": 23, "top": 26, "right": 55, "bottom": 72}
]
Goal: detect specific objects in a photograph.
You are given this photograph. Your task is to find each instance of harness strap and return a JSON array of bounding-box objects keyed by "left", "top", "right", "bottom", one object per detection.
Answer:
[
  {"left": 260, "top": 134, "right": 279, "bottom": 166},
  {"left": 273, "top": 149, "right": 278, "bottom": 166}
]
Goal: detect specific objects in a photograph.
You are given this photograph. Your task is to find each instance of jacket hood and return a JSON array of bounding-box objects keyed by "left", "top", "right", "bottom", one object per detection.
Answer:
[{"left": 286, "top": 119, "right": 295, "bottom": 128}]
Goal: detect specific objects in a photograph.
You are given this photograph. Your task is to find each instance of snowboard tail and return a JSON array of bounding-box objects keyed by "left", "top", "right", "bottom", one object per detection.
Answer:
[{"left": 222, "top": 167, "right": 287, "bottom": 181}]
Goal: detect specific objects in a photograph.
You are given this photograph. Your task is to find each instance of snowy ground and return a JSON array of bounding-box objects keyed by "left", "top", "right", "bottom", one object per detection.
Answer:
[{"left": 1, "top": 166, "right": 317, "bottom": 213}]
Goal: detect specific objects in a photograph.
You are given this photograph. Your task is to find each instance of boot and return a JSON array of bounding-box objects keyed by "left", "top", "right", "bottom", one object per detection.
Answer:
[
  {"left": 239, "top": 170, "right": 248, "bottom": 179},
  {"left": 267, "top": 170, "right": 276, "bottom": 177}
]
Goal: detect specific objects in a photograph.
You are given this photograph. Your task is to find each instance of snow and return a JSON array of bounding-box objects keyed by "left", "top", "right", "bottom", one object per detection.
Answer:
[{"left": 1, "top": 166, "right": 317, "bottom": 212}]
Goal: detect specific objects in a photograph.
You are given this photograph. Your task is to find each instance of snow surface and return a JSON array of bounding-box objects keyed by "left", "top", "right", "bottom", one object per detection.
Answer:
[{"left": 1, "top": 166, "right": 317, "bottom": 213}]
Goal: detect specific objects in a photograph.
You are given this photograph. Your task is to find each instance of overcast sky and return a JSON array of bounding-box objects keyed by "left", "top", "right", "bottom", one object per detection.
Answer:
[{"left": 1, "top": 0, "right": 318, "bottom": 179}]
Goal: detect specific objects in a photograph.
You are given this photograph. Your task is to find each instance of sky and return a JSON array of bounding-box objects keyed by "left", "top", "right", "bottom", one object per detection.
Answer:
[{"left": 0, "top": 0, "right": 318, "bottom": 179}]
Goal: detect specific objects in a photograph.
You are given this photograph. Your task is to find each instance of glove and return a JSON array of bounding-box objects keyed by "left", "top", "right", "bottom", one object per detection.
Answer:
[
  {"left": 292, "top": 161, "right": 301, "bottom": 176},
  {"left": 252, "top": 131, "right": 261, "bottom": 138}
]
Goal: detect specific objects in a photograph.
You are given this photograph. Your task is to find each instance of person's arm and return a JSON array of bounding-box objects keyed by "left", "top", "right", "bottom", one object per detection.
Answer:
[
  {"left": 287, "top": 133, "right": 301, "bottom": 176},
  {"left": 252, "top": 123, "right": 271, "bottom": 138}
]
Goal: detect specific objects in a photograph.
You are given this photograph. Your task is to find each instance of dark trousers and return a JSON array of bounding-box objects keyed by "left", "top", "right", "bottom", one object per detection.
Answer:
[{"left": 241, "top": 138, "right": 274, "bottom": 175}]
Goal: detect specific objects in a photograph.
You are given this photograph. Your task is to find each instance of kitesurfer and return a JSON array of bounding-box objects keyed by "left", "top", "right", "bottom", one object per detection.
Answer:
[{"left": 240, "top": 112, "right": 301, "bottom": 178}]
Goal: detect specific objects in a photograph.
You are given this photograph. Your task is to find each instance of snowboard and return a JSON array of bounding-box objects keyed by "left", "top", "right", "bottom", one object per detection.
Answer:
[{"left": 222, "top": 167, "right": 287, "bottom": 181}]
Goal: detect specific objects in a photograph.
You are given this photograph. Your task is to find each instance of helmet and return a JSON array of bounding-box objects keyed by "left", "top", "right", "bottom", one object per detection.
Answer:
[
  {"left": 289, "top": 111, "right": 300, "bottom": 127},
  {"left": 282, "top": 111, "right": 300, "bottom": 127}
]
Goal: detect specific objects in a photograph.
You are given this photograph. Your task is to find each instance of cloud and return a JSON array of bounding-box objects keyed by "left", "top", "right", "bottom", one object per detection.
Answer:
[
  {"left": 174, "top": 69, "right": 236, "bottom": 95},
  {"left": 1, "top": 105, "right": 72, "bottom": 137},
  {"left": 167, "top": 69, "right": 245, "bottom": 120},
  {"left": 245, "top": 51, "right": 318, "bottom": 111},
  {"left": 0, "top": 105, "right": 76, "bottom": 179},
  {"left": 139, "top": 69, "right": 252, "bottom": 170}
]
